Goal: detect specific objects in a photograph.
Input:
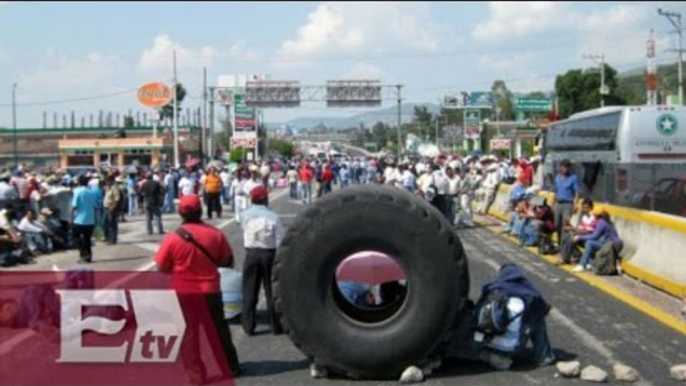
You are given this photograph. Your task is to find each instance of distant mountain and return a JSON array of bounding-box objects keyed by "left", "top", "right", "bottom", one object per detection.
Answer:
[{"left": 267, "top": 103, "right": 441, "bottom": 131}]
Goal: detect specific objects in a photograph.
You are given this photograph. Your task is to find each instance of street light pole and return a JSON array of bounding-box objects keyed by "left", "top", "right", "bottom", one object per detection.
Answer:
[
  {"left": 396, "top": 85, "right": 403, "bottom": 159},
  {"left": 583, "top": 54, "right": 606, "bottom": 107},
  {"left": 172, "top": 50, "right": 180, "bottom": 168},
  {"left": 659, "top": 8, "right": 684, "bottom": 105},
  {"left": 12, "top": 83, "right": 17, "bottom": 169}
]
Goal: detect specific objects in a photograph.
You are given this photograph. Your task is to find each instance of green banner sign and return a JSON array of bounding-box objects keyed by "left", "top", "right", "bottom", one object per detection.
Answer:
[{"left": 515, "top": 97, "right": 552, "bottom": 112}]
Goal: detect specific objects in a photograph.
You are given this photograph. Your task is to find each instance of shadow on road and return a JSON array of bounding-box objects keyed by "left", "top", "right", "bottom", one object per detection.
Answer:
[{"left": 240, "top": 359, "right": 310, "bottom": 377}]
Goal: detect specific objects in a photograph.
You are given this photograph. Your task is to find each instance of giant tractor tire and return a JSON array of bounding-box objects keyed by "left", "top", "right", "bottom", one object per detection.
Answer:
[{"left": 273, "top": 185, "right": 470, "bottom": 379}]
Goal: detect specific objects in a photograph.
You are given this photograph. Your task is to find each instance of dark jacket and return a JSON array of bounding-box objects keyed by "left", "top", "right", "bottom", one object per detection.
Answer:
[
  {"left": 476, "top": 264, "right": 551, "bottom": 327},
  {"left": 142, "top": 179, "right": 163, "bottom": 207}
]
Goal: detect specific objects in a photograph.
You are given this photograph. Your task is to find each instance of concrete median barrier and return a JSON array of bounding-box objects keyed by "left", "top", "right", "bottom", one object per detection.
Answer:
[{"left": 484, "top": 184, "right": 686, "bottom": 299}]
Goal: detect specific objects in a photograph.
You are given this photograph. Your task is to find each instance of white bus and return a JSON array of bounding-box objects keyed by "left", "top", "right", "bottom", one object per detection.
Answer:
[{"left": 543, "top": 105, "right": 686, "bottom": 216}]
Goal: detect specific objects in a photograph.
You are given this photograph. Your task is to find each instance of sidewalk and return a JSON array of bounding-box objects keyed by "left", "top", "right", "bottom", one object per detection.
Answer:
[{"left": 474, "top": 213, "right": 686, "bottom": 335}]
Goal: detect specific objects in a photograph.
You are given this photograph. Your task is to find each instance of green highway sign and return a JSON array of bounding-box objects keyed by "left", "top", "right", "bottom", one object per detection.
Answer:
[{"left": 515, "top": 97, "right": 552, "bottom": 112}]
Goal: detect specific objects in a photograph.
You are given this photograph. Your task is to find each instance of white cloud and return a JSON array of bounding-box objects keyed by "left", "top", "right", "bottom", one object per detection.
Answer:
[
  {"left": 19, "top": 50, "right": 124, "bottom": 90},
  {"left": 138, "top": 34, "right": 218, "bottom": 71},
  {"left": 277, "top": 2, "right": 443, "bottom": 61},
  {"left": 474, "top": 2, "right": 670, "bottom": 67},
  {"left": 474, "top": 2, "right": 570, "bottom": 41},
  {"left": 477, "top": 53, "right": 535, "bottom": 73},
  {"left": 344, "top": 62, "right": 385, "bottom": 79},
  {"left": 574, "top": 5, "right": 660, "bottom": 65}
]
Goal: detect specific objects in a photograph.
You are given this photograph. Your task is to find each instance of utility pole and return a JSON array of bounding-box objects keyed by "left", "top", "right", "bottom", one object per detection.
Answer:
[
  {"left": 396, "top": 85, "right": 403, "bottom": 159},
  {"left": 435, "top": 114, "right": 440, "bottom": 148},
  {"left": 172, "top": 50, "right": 180, "bottom": 168},
  {"left": 202, "top": 67, "right": 207, "bottom": 162},
  {"left": 209, "top": 87, "right": 215, "bottom": 161},
  {"left": 583, "top": 53, "right": 606, "bottom": 107},
  {"left": 658, "top": 8, "right": 684, "bottom": 105},
  {"left": 12, "top": 83, "right": 18, "bottom": 169}
]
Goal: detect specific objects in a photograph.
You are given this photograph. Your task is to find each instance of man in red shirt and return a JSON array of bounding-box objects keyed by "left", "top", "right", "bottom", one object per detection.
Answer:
[
  {"left": 320, "top": 163, "right": 334, "bottom": 195},
  {"left": 298, "top": 163, "right": 314, "bottom": 204},
  {"left": 155, "top": 195, "right": 240, "bottom": 382}
]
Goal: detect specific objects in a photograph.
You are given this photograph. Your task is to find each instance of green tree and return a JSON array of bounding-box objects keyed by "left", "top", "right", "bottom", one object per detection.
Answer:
[
  {"left": 411, "top": 105, "right": 433, "bottom": 140},
  {"left": 123, "top": 115, "right": 135, "bottom": 128},
  {"left": 554, "top": 64, "right": 626, "bottom": 118},
  {"left": 268, "top": 139, "right": 295, "bottom": 157},
  {"left": 159, "top": 83, "right": 187, "bottom": 121},
  {"left": 491, "top": 80, "right": 515, "bottom": 121},
  {"left": 229, "top": 147, "right": 247, "bottom": 163}
]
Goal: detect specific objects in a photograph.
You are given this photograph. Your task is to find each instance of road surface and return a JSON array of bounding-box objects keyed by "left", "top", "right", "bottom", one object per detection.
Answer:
[{"left": 3, "top": 187, "right": 686, "bottom": 385}]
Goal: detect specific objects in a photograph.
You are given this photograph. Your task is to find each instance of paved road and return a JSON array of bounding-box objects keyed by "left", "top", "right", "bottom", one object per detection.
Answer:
[{"left": 3, "top": 187, "right": 686, "bottom": 385}]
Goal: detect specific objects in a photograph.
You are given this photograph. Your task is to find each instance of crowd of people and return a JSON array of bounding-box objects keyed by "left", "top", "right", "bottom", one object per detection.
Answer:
[{"left": 0, "top": 156, "right": 282, "bottom": 266}]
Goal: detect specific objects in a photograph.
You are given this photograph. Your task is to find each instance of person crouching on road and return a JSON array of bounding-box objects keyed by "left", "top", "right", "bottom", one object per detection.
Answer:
[
  {"left": 240, "top": 186, "right": 284, "bottom": 336},
  {"left": 155, "top": 195, "right": 241, "bottom": 382}
]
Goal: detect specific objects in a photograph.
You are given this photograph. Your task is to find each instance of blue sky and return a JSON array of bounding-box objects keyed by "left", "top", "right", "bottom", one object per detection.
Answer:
[{"left": 0, "top": 1, "right": 683, "bottom": 128}]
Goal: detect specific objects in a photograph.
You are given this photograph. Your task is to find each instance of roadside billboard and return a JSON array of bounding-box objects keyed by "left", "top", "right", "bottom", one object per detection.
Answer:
[
  {"left": 442, "top": 92, "right": 493, "bottom": 109},
  {"left": 137, "top": 82, "right": 172, "bottom": 108}
]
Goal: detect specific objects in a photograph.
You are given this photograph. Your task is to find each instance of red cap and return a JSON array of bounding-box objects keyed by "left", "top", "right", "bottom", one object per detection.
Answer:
[
  {"left": 179, "top": 194, "right": 202, "bottom": 215},
  {"left": 250, "top": 186, "right": 268, "bottom": 201}
]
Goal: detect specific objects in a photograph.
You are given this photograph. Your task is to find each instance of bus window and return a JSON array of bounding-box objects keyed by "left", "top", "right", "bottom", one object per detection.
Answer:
[{"left": 546, "top": 112, "right": 620, "bottom": 152}]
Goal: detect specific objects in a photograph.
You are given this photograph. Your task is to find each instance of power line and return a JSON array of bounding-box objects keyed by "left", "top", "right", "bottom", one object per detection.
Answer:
[{"left": 0, "top": 88, "right": 138, "bottom": 108}]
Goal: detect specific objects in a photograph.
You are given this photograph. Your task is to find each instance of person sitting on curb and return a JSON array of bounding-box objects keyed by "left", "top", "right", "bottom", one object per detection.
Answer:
[
  {"left": 18, "top": 209, "right": 53, "bottom": 255},
  {"left": 556, "top": 199, "right": 597, "bottom": 266},
  {"left": 573, "top": 208, "right": 623, "bottom": 273}
]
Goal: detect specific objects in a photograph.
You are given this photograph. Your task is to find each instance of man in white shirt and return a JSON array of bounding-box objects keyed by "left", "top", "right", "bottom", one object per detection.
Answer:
[
  {"left": 445, "top": 167, "right": 461, "bottom": 224},
  {"left": 178, "top": 174, "right": 194, "bottom": 197},
  {"left": 383, "top": 162, "right": 399, "bottom": 186},
  {"left": 232, "top": 172, "right": 247, "bottom": 222},
  {"left": 239, "top": 186, "right": 284, "bottom": 336},
  {"left": 285, "top": 167, "right": 299, "bottom": 199},
  {"left": 478, "top": 164, "right": 501, "bottom": 215},
  {"left": 433, "top": 167, "right": 450, "bottom": 219},
  {"left": 456, "top": 167, "right": 481, "bottom": 227},
  {"left": 0, "top": 172, "right": 18, "bottom": 201},
  {"left": 18, "top": 210, "right": 52, "bottom": 254},
  {"left": 417, "top": 166, "right": 435, "bottom": 200},
  {"left": 220, "top": 168, "right": 232, "bottom": 205},
  {"left": 399, "top": 165, "right": 416, "bottom": 192},
  {"left": 260, "top": 162, "right": 271, "bottom": 189}
]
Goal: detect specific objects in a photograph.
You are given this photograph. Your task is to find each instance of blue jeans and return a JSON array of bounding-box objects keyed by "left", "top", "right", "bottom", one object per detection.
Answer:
[
  {"left": 528, "top": 317, "right": 555, "bottom": 365},
  {"left": 579, "top": 239, "right": 604, "bottom": 267},
  {"left": 301, "top": 183, "right": 312, "bottom": 204},
  {"left": 162, "top": 191, "right": 175, "bottom": 213},
  {"left": 506, "top": 213, "right": 527, "bottom": 237},
  {"left": 103, "top": 210, "right": 118, "bottom": 244},
  {"left": 128, "top": 194, "right": 138, "bottom": 216},
  {"left": 146, "top": 205, "right": 164, "bottom": 235}
]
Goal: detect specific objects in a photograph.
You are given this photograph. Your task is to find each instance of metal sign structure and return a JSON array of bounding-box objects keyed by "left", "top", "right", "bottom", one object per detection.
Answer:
[
  {"left": 209, "top": 81, "right": 405, "bottom": 158},
  {"left": 326, "top": 80, "right": 382, "bottom": 108},
  {"left": 246, "top": 80, "right": 301, "bottom": 108}
]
